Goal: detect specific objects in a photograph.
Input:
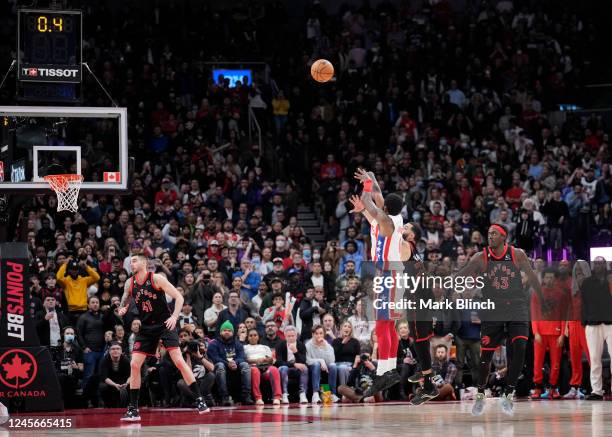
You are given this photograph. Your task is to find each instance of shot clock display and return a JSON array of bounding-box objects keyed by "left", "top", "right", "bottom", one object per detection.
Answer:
[{"left": 18, "top": 9, "right": 82, "bottom": 83}]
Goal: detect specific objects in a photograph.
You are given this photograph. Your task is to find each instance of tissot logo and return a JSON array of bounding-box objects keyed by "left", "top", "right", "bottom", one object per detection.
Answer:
[{"left": 21, "top": 67, "right": 78, "bottom": 78}]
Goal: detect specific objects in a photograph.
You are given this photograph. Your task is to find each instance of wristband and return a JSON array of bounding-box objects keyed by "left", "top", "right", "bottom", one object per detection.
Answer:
[{"left": 363, "top": 180, "right": 373, "bottom": 192}]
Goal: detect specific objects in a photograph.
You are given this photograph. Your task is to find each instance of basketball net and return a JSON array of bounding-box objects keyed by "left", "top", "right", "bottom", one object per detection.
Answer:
[{"left": 43, "top": 174, "right": 84, "bottom": 213}]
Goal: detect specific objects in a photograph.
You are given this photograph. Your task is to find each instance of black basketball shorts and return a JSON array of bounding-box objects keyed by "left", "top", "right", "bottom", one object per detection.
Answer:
[{"left": 133, "top": 323, "right": 180, "bottom": 356}]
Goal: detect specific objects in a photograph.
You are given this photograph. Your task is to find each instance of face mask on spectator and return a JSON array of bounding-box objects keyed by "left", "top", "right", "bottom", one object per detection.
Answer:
[
  {"left": 303, "top": 249, "right": 311, "bottom": 262},
  {"left": 65, "top": 334, "right": 75, "bottom": 343},
  {"left": 412, "top": 212, "right": 421, "bottom": 222},
  {"left": 252, "top": 256, "right": 261, "bottom": 265}
]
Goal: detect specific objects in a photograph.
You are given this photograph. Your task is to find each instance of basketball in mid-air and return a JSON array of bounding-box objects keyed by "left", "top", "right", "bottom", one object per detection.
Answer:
[{"left": 310, "top": 59, "right": 334, "bottom": 83}]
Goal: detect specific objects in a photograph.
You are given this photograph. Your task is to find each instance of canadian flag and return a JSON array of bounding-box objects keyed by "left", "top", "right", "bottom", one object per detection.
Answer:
[{"left": 103, "top": 172, "right": 121, "bottom": 183}]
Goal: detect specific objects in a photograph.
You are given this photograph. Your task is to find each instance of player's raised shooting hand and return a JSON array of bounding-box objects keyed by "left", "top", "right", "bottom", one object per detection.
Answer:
[
  {"left": 165, "top": 314, "right": 178, "bottom": 331},
  {"left": 353, "top": 167, "right": 372, "bottom": 183},
  {"left": 348, "top": 195, "right": 365, "bottom": 213}
]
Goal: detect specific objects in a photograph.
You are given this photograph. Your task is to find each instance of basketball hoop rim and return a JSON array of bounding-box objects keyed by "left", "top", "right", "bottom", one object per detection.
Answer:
[{"left": 43, "top": 174, "right": 84, "bottom": 192}]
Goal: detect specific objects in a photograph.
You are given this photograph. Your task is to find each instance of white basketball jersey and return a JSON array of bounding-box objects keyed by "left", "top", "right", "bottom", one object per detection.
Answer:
[{"left": 370, "top": 214, "right": 404, "bottom": 262}]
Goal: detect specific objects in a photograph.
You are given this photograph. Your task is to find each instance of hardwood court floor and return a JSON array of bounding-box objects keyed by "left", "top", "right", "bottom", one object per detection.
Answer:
[{"left": 4, "top": 399, "right": 612, "bottom": 436}]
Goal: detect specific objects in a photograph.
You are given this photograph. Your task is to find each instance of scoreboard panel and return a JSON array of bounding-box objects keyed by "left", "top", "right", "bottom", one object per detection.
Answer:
[{"left": 17, "top": 9, "right": 82, "bottom": 83}]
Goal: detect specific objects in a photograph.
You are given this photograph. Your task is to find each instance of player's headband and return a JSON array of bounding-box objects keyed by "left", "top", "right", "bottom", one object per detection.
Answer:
[{"left": 489, "top": 224, "right": 507, "bottom": 237}]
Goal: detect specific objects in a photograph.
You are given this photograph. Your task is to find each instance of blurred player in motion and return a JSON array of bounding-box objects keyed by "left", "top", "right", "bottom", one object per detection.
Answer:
[
  {"left": 117, "top": 254, "right": 210, "bottom": 421},
  {"left": 458, "top": 224, "right": 544, "bottom": 416},
  {"left": 350, "top": 169, "right": 436, "bottom": 403}
]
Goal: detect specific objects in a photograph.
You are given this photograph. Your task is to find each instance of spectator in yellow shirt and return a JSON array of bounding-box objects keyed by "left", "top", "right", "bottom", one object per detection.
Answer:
[
  {"left": 56, "top": 259, "right": 101, "bottom": 325},
  {"left": 272, "top": 90, "right": 290, "bottom": 136}
]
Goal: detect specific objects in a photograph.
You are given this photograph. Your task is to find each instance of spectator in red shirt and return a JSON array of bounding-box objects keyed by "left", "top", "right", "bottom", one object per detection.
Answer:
[
  {"left": 320, "top": 154, "right": 344, "bottom": 180},
  {"left": 395, "top": 111, "right": 419, "bottom": 143},
  {"left": 207, "top": 240, "right": 222, "bottom": 262},
  {"left": 505, "top": 178, "right": 524, "bottom": 211},
  {"left": 154, "top": 177, "right": 178, "bottom": 207},
  {"left": 430, "top": 201, "right": 445, "bottom": 225},
  {"left": 457, "top": 177, "right": 473, "bottom": 212}
]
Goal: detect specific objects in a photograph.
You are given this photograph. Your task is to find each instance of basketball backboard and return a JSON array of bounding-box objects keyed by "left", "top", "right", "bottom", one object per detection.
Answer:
[{"left": 0, "top": 106, "right": 128, "bottom": 193}]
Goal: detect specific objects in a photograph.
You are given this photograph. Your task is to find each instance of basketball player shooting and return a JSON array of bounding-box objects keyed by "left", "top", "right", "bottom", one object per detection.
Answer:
[
  {"left": 457, "top": 224, "right": 546, "bottom": 416},
  {"left": 117, "top": 254, "right": 210, "bottom": 421},
  {"left": 350, "top": 169, "right": 437, "bottom": 404}
]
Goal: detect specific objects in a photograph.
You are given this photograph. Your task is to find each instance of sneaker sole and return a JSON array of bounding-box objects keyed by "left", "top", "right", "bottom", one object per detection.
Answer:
[
  {"left": 120, "top": 417, "right": 141, "bottom": 422},
  {"left": 198, "top": 408, "right": 210, "bottom": 414},
  {"left": 410, "top": 392, "right": 439, "bottom": 406},
  {"left": 365, "top": 376, "right": 401, "bottom": 397}
]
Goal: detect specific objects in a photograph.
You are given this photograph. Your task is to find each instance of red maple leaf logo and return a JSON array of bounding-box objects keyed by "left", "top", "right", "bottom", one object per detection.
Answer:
[
  {"left": 0, "top": 350, "right": 38, "bottom": 389},
  {"left": 3, "top": 355, "right": 31, "bottom": 385}
]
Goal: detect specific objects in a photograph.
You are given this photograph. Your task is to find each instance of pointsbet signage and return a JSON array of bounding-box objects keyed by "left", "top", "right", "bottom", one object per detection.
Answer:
[{"left": 0, "top": 243, "right": 63, "bottom": 411}]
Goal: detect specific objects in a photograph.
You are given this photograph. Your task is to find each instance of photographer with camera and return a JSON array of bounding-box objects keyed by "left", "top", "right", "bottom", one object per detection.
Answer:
[
  {"left": 192, "top": 269, "right": 221, "bottom": 325},
  {"left": 337, "top": 351, "right": 380, "bottom": 403},
  {"left": 177, "top": 339, "right": 215, "bottom": 407},
  {"left": 52, "top": 326, "right": 84, "bottom": 408}
]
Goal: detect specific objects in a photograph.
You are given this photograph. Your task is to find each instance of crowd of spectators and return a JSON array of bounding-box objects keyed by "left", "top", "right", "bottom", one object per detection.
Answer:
[{"left": 1, "top": 0, "right": 611, "bottom": 408}]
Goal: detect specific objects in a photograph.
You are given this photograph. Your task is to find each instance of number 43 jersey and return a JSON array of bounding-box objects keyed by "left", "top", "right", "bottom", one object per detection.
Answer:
[
  {"left": 130, "top": 272, "right": 172, "bottom": 326},
  {"left": 481, "top": 244, "right": 529, "bottom": 317}
]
